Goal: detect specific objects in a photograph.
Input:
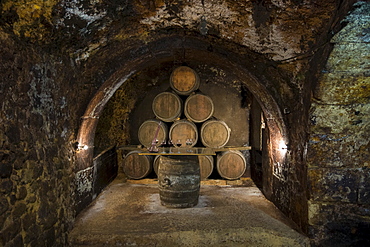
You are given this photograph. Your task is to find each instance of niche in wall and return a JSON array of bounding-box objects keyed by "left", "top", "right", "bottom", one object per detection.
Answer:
[{"left": 94, "top": 61, "right": 255, "bottom": 180}]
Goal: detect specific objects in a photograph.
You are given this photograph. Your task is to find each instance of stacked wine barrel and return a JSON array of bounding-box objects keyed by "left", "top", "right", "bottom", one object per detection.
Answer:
[{"left": 122, "top": 66, "right": 247, "bottom": 180}]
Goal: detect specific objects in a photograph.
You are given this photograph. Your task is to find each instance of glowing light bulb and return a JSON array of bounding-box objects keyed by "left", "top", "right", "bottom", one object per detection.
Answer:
[
  {"left": 279, "top": 140, "right": 287, "bottom": 150},
  {"left": 76, "top": 144, "right": 89, "bottom": 151},
  {"left": 276, "top": 139, "right": 288, "bottom": 159}
]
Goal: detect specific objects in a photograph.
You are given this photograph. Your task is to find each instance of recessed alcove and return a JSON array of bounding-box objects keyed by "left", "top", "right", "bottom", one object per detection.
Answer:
[
  {"left": 94, "top": 61, "right": 255, "bottom": 181},
  {"left": 71, "top": 58, "right": 295, "bottom": 243},
  {"left": 73, "top": 57, "right": 302, "bottom": 244},
  {"left": 75, "top": 32, "right": 290, "bottom": 199},
  {"left": 72, "top": 36, "right": 295, "bottom": 245}
]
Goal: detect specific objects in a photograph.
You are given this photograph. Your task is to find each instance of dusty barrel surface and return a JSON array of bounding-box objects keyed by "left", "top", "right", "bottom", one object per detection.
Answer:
[
  {"left": 156, "top": 155, "right": 213, "bottom": 180},
  {"left": 184, "top": 93, "right": 214, "bottom": 123},
  {"left": 216, "top": 150, "right": 246, "bottom": 180},
  {"left": 123, "top": 151, "right": 153, "bottom": 179},
  {"left": 152, "top": 92, "right": 182, "bottom": 122},
  {"left": 169, "top": 119, "right": 198, "bottom": 147},
  {"left": 198, "top": 155, "right": 214, "bottom": 180},
  {"left": 138, "top": 119, "right": 168, "bottom": 148},
  {"left": 158, "top": 155, "right": 200, "bottom": 208},
  {"left": 153, "top": 155, "right": 161, "bottom": 175},
  {"left": 170, "top": 66, "right": 200, "bottom": 95},
  {"left": 200, "top": 120, "right": 231, "bottom": 148}
]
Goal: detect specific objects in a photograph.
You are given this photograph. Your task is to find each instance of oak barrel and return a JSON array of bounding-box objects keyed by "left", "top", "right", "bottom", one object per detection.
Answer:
[
  {"left": 169, "top": 119, "right": 198, "bottom": 147},
  {"left": 153, "top": 155, "right": 161, "bottom": 175},
  {"left": 158, "top": 155, "right": 200, "bottom": 208},
  {"left": 216, "top": 150, "right": 246, "bottom": 180},
  {"left": 123, "top": 151, "right": 153, "bottom": 179},
  {"left": 152, "top": 92, "right": 182, "bottom": 122},
  {"left": 198, "top": 155, "right": 214, "bottom": 180},
  {"left": 170, "top": 66, "right": 200, "bottom": 95},
  {"left": 138, "top": 119, "right": 168, "bottom": 148},
  {"left": 155, "top": 155, "right": 213, "bottom": 180},
  {"left": 200, "top": 120, "right": 231, "bottom": 148},
  {"left": 184, "top": 93, "right": 214, "bottom": 123}
]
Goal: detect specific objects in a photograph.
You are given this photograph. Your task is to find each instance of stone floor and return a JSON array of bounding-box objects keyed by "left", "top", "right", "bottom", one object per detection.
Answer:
[{"left": 68, "top": 177, "right": 310, "bottom": 246}]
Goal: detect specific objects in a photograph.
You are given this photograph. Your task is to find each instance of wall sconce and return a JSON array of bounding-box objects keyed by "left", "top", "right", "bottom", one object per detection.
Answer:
[
  {"left": 273, "top": 139, "right": 289, "bottom": 180},
  {"left": 279, "top": 140, "right": 288, "bottom": 150},
  {"left": 277, "top": 139, "right": 288, "bottom": 159},
  {"left": 80, "top": 145, "right": 89, "bottom": 151},
  {"left": 74, "top": 142, "right": 89, "bottom": 152}
]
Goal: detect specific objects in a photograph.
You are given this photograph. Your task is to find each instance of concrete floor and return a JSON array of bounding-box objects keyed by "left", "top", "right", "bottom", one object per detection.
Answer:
[{"left": 69, "top": 177, "right": 310, "bottom": 246}]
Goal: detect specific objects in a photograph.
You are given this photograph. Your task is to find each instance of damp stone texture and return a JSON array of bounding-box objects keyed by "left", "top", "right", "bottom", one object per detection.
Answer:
[
  {"left": 307, "top": 2, "right": 370, "bottom": 246},
  {"left": 0, "top": 0, "right": 365, "bottom": 246},
  {"left": 0, "top": 35, "right": 80, "bottom": 246}
]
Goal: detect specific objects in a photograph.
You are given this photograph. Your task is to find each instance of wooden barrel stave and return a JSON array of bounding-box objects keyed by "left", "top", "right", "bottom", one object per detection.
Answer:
[
  {"left": 153, "top": 155, "right": 161, "bottom": 176},
  {"left": 155, "top": 155, "right": 213, "bottom": 180},
  {"left": 184, "top": 93, "right": 214, "bottom": 123},
  {"left": 200, "top": 120, "right": 230, "bottom": 148},
  {"left": 123, "top": 151, "right": 153, "bottom": 179},
  {"left": 138, "top": 119, "right": 168, "bottom": 148},
  {"left": 198, "top": 155, "right": 214, "bottom": 180},
  {"left": 216, "top": 150, "right": 246, "bottom": 180},
  {"left": 152, "top": 92, "right": 182, "bottom": 122},
  {"left": 170, "top": 66, "right": 200, "bottom": 95},
  {"left": 158, "top": 155, "right": 200, "bottom": 208},
  {"left": 169, "top": 119, "right": 198, "bottom": 147}
]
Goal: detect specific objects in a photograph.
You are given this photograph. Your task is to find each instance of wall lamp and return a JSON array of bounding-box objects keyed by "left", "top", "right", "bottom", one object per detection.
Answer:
[
  {"left": 279, "top": 141, "right": 288, "bottom": 150},
  {"left": 74, "top": 142, "right": 90, "bottom": 152}
]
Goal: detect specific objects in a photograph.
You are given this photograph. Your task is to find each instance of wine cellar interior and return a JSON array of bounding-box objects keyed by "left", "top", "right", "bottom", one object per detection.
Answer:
[
  {"left": 95, "top": 63, "right": 254, "bottom": 182},
  {"left": 1, "top": 1, "right": 369, "bottom": 246}
]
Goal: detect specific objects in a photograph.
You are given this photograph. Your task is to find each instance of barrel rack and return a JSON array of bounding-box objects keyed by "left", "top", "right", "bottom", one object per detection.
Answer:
[{"left": 117, "top": 145, "right": 251, "bottom": 154}]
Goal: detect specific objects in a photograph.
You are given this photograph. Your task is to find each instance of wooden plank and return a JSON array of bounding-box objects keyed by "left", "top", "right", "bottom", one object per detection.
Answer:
[
  {"left": 213, "top": 146, "right": 252, "bottom": 152},
  {"left": 138, "top": 147, "right": 215, "bottom": 156},
  {"left": 117, "top": 146, "right": 251, "bottom": 153}
]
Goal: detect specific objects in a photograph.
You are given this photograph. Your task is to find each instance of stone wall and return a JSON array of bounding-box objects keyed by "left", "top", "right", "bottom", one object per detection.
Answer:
[
  {"left": 0, "top": 32, "right": 80, "bottom": 245},
  {"left": 0, "top": 0, "right": 363, "bottom": 246},
  {"left": 308, "top": 2, "right": 370, "bottom": 246}
]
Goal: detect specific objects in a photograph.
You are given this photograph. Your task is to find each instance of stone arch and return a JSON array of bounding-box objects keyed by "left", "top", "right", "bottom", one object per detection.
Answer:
[{"left": 75, "top": 36, "right": 288, "bottom": 175}]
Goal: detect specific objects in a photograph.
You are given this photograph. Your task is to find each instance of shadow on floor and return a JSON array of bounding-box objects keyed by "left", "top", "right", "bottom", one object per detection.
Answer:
[{"left": 69, "top": 177, "right": 310, "bottom": 246}]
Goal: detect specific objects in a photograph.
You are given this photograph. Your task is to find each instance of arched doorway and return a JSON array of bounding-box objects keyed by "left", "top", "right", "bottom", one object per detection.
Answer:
[{"left": 74, "top": 35, "right": 288, "bottom": 213}]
